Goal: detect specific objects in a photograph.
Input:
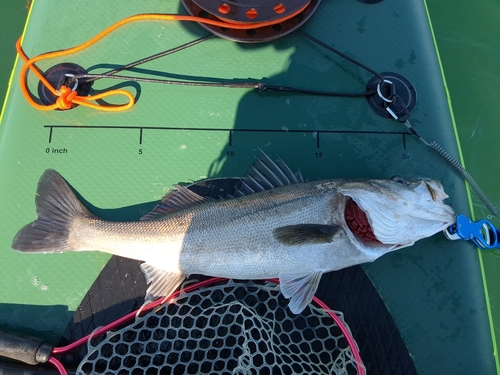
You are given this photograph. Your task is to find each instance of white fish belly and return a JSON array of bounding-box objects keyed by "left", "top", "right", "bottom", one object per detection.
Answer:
[{"left": 70, "top": 216, "right": 186, "bottom": 272}]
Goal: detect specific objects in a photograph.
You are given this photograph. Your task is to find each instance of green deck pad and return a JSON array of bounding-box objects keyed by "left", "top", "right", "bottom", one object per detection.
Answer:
[
  {"left": 0, "top": 0, "right": 495, "bottom": 373},
  {"left": 425, "top": 1, "right": 500, "bottom": 371},
  {"left": 0, "top": 2, "right": 26, "bottom": 108}
]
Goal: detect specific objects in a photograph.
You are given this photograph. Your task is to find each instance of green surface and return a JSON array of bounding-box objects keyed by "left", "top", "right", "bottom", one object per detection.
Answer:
[
  {"left": 426, "top": 0, "right": 500, "bottom": 370},
  {"left": 0, "top": 2, "right": 26, "bottom": 108},
  {"left": 0, "top": 0, "right": 497, "bottom": 373}
]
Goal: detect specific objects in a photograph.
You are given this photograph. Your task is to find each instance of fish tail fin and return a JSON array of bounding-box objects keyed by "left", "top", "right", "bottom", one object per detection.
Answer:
[{"left": 11, "top": 169, "right": 91, "bottom": 253}]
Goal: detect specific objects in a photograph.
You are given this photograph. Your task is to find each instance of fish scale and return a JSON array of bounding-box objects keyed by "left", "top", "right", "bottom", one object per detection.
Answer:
[{"left": 179, "top": 185, "right": 347, "bottom": 278}]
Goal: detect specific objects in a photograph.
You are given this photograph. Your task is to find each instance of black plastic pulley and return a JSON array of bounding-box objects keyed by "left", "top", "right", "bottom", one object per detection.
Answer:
[
  {"left": 365, "top": 72, "right": 416, "bottom": 121},
  {"left": 38, "top": 62, "right": 93, "bottom": 109}
]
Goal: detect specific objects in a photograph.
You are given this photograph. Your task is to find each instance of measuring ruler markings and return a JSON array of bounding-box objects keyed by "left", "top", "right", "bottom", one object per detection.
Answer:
[{"left": 44, "top": 125, "right": 412, "bottom": 149}]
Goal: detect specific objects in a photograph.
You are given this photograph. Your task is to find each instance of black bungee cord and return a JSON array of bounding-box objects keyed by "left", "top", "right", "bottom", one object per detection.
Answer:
[{"left": 66, "top": 28, "right": 497, "bottom": 218}]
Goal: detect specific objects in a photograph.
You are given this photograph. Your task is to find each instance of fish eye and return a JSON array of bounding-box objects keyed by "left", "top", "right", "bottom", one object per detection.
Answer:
[{"left": 390, "top": 176, "right": 406, "bottom": 184}]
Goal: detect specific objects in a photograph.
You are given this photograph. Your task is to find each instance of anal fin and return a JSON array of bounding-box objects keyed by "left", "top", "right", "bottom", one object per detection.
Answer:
[
  {"left": 279, "top": 271, "right": 323, "bottom": 314},
  {"left": 140, "top": 263, "right": 186, "bottom": 304}
]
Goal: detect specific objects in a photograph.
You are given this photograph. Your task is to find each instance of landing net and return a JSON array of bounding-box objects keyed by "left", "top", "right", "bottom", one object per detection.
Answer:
[{"left": 77, "top": 279, "right": 364, "bottom": 375}]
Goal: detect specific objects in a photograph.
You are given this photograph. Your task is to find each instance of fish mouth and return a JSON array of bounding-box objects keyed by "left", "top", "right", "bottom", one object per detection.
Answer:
[{"left": 344, "top": 197, "right": 382, "bottom": 245}]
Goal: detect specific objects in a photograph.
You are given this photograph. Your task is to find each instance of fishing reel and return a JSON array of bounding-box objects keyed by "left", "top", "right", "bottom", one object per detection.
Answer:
[{"left": 181, "top": 0, "right": 320, "bottom": 42}]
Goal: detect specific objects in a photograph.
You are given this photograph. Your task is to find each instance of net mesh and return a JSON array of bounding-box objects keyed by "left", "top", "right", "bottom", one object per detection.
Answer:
[{"left": 77, "top": 279, "right": 362, "bottom": 375}]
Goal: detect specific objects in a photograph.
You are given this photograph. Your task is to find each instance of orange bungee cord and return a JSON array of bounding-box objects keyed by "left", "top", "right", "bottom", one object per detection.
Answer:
[{"left": 17, "top": 7, "right": 310, "bottom": 112}]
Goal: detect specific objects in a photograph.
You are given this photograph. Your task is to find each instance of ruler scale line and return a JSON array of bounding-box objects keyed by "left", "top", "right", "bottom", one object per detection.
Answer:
[{"left": 44, "top": 125, "right": 410, "bottom": 136}]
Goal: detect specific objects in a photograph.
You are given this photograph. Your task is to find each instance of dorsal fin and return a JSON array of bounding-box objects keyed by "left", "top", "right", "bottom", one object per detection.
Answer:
[
  {"left": 141, "top": 150, "right": 303, "bottom": 219},
  {"left": 140, "top": 185, "right": 215, "bottom": 220},
  {"left": 235, "top": 149, "right": 304, "bottom": 196}
]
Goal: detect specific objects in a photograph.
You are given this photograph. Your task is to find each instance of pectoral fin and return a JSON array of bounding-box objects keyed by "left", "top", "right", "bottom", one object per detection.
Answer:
[
  {"left": 279, "top": 271, "right": 323, "bottom": 314},
  {"left": 273, "top": 224, "right": 341, "bottom": 246},
  {"left": 140, "top": 263, "right": 186, "bottom": 303}
]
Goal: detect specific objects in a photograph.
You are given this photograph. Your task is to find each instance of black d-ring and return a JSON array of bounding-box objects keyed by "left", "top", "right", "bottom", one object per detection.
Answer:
[
  {"left": 37, "top": 63, "right": 93, "bottom": 109},
  {"left": 366, "top": 72, "right": 416, "bottom": 119}
]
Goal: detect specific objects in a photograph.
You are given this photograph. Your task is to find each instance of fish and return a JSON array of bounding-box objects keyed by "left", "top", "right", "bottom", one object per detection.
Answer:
[{"left": 11, "top": 151, "right": 456, "bottom": 314}]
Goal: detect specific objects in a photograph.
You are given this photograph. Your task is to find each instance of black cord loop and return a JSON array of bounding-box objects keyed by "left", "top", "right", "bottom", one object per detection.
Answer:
[{"left": 69, "top": 30, "right": 383, "bottom": 99}]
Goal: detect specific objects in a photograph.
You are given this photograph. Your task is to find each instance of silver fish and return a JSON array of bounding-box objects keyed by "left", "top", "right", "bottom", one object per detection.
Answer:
[{"left": 11, "top": 152, "right": 456, "bottom": 314}]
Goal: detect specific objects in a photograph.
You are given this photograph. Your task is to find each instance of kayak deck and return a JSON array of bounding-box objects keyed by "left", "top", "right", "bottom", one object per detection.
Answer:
[{"left": 0, "top": 0, "right": 495, "bottom": 373}]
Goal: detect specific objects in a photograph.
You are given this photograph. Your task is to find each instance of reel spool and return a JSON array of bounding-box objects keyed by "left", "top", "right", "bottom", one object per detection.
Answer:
[{"left": 181, "top": 0, "right": 321, "bottom": 42}]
